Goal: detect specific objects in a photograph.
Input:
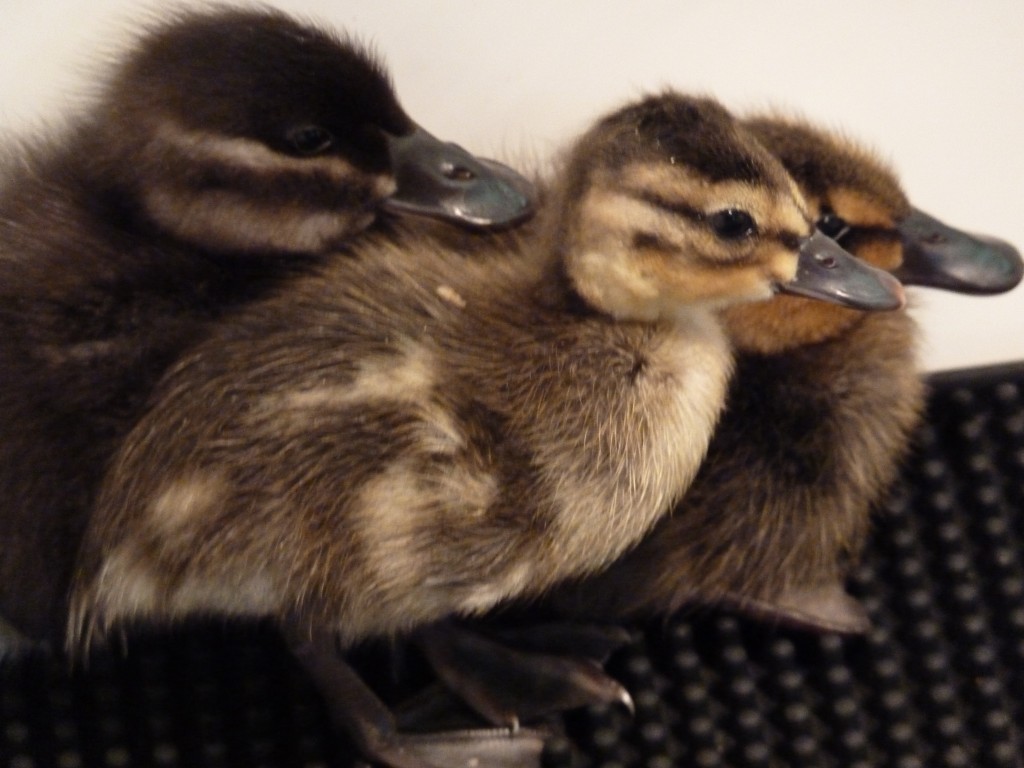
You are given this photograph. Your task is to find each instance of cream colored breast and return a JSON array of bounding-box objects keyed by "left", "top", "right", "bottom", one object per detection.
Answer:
[{"left": 542, "top": 307, "right": 732, "bottom": 582}]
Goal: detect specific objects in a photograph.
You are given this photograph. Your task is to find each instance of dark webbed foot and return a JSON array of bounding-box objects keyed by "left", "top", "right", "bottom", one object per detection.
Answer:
[
  {"left": 718, "top": 583, "right": 871, "bottom": 635},
  {"left": 287, "top": 627, "right": 436, "bottom": 768},
  {"left": 415, "top": 621, "right": 633, "bottom": 728},
  {"left": 285, "top": 626, "right": 547, "bottom": 768}
]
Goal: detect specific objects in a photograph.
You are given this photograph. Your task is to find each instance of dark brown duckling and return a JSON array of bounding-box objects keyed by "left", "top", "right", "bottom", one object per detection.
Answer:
[
  {"left": 67, "top": 93, "right": 900, "bottom": 768},
  {"left": 543, "top": 114, "right": 1022, "bottom": 633},
  {"left": 0, "top": 7, "right": 534, "bottom": 649}
]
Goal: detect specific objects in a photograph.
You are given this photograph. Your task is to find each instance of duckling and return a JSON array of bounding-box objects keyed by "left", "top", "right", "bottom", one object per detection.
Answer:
[
  {"left": 0, "top": 7, "right": 534, "bottom": 648},
  {"left": 542, "top": 113, "right": 1022, "bottom": 633},
  {"left": 67, "top": 93, "right": 901, "bottom": 767}
]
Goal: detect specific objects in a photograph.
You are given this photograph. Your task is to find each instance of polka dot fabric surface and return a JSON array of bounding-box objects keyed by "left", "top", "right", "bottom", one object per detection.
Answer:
[{"left": 3, "top": 362, "right": 1023, "bottom": 768}]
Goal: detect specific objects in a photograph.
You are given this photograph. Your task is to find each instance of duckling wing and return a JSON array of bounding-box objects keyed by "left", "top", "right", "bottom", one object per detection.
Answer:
[{"left": 67, "top": 242, "right": 524, "bottom": 645}]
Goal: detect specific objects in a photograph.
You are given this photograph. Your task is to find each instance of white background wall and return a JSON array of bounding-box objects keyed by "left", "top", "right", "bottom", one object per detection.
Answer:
[{"left": 2, "top": 0, "right": 1021, "bottom": 372}]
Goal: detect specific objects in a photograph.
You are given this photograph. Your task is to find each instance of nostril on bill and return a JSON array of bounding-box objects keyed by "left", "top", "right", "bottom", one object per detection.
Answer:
[{"left": 444, "top": 164, "right": 476, "bottom": 182}]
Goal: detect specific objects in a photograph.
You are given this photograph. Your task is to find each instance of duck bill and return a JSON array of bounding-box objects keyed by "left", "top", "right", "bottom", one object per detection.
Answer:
[
  {"left": 777, "top": 230, "right": 906, "bottom": 310},
  {"left": 893, "top": 207, "right": 1023, "bottom": 294},
  {"left": 381, "top": 127, "right": 535, "bottom": 228}
]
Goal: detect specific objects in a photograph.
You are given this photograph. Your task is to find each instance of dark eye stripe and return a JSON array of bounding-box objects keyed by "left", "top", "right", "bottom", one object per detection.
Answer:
[
  {"left": 628, "top": 188, "right": 880, "bottom": 257},
  {"left": 628, "top": 190, "right": 758, "bottom": 244},
  {"left": 627, "top": 189, "right": 704, "bottom": 223},
  {"left": 775, "top": 231, "right": 802, "bottom": 251},
  {"left": 631, "top": 231, "right": 681, "bottom": 254}
]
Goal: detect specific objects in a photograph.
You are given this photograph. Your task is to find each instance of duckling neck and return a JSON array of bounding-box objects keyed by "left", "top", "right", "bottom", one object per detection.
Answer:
[{"left": 534, "top": 251, "right": 606, "bottom": 318}]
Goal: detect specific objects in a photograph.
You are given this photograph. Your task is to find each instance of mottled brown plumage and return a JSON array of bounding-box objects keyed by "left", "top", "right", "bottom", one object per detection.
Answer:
[
  {"left": 0, "top": 7, "right": 531, "bottom": 646},
  {"left": 68, "top": 94, "right": 864, "bottom": 651}
]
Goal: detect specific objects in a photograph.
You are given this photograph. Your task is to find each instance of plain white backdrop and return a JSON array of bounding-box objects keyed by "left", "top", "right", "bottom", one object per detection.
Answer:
[{"left": 2, "top": 0, "right": 1021, "bottom": 372}]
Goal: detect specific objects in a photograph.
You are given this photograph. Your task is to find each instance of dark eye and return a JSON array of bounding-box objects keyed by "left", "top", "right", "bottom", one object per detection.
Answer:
[
  {"left": 817, "top": 210, "right": 851, "bottom": 241},
  {"left": 709, "top": 208, "right": 757, "bottom": 240},
  {"left": 285, "top": 125, "right": 334, "bottom": 156}
]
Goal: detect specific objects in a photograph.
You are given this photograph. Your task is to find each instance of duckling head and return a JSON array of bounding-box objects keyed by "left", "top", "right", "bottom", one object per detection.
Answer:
[
  {"left": 87, "top": 8, "right": 532, "bottom": 253},
  {"left": 548, "top": 94, "right": 900, "bottom": 323},
  {"left": 723, "top": 115, "right": 1021, "bottom": 353}
]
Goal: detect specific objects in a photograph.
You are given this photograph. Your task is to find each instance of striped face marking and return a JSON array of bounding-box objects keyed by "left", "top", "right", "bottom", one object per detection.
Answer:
[
  {"left": 616, "top": 163, "right": 809, "bottom": 256},
  {"left": 140, "top": 119, "right": 395, "bottom": 253},
  {"left": 566, "top": 162, "right": 813, "bottom": 319}
]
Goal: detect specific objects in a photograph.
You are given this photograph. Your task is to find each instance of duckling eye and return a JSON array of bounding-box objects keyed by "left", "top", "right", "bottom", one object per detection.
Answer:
[
  {"left": 285, "top": 125, "right": 335, "bottom": 156},
  {"left": 817, "top": 211, "right": 851, "bottom": 241},
  {"left": 709, "top": 209, "right": 757, "bottom": 240}
]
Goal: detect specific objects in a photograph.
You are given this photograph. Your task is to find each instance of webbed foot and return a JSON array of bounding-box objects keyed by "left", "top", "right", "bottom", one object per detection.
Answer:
[
  {"left": 719, "top": 583, "right": 871, "bottom": 635},
  {"left": 287, "top": 627, "right": 444, "bottom": 768},
  {"left": 416, "top": 621, "right": 633, "bottom": 728}
]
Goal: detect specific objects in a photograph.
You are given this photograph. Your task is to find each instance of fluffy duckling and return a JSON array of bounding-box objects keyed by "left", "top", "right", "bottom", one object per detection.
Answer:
[
  {"left": 0, "top": 8, "right": 534, "bottom": 647},
  {"left": 544, "top": 114, "right": 1022, "bottom": 633},
  {"left": 68, "top": 93, "right": 901, "bottom": 767}
]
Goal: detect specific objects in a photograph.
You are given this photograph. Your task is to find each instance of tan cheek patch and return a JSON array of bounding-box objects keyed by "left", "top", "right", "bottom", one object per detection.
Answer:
[
  {"left": 572, "top": 249, "right": 661, "bottom": 320},
  {"left": 667, "top": 245, "right": 796, "bottom": 304},
  {"left": 144, "top": 187, "right": 368, "bottom": 253},
  {"left": 722, "top": 296, "right": 862, "bottom": 354},
  {"left": 635, "top": 263, "right": 759, "bottom": 317},
  {"left": 854, "top": 239, "right": 903, "bottom": 271},
  {"left": 766, "top": 248, "right": 799, "bottom": 284},
  {"left": 576, "top": 185, "right": 671, "bottom": 249},
  {"left": 829, "top": 188, "right": 896, "bottom": 229},
  {"left": 151, "top": 119, "right": 375, "bottom": 188}
]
